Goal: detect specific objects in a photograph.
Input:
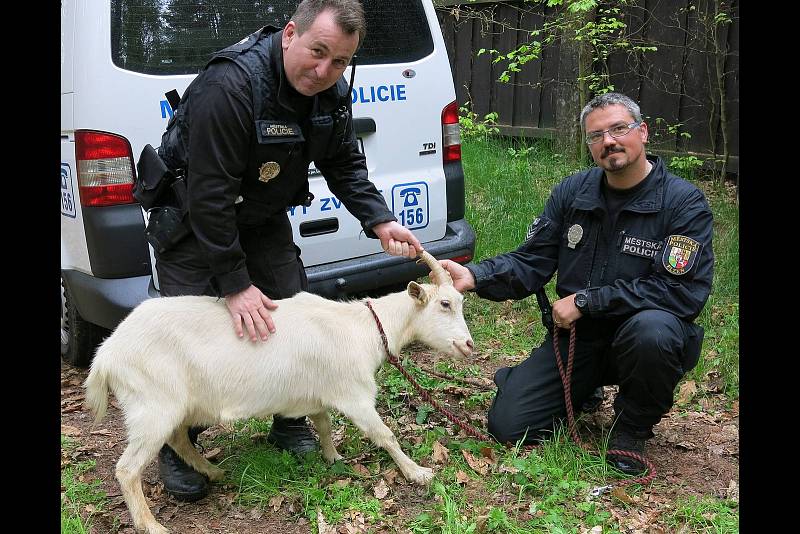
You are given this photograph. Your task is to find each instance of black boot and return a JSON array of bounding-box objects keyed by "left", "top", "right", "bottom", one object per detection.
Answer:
[
  {"left": 606, "top": 424, "right": 652, "bottom": 476},
  {"left": 580, "top": 386, "right": 605, "bottom": 414},
  {"left": 266, "top": 415, "right": 319, "bottom": 454},
  {"left": 157, "top": 427, "right": 209, "bottom": 502}
]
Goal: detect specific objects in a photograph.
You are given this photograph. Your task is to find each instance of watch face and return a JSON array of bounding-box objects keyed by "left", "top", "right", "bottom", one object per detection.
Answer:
[{"left": 576, "top": 293, "right": 587, "bottom": 308}]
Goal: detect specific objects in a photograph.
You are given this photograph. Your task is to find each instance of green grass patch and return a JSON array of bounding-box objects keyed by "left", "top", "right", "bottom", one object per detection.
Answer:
[
  {"left": 61, "top": 434, "right": 109, "bottom": 534},
  {"left": 666, "top": 494, "right": 739, "bottom": 533}
]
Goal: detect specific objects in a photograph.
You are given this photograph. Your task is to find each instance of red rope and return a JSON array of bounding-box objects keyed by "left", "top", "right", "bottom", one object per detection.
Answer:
[
  {"left": 553, "top": 323, "right": 657, "bottom": 488},
  {"left": 365, "top": 301, "right": 492, "bottom": 442},
  {"left": 365, "top": 301, "right": 657, "bottom": 492}
]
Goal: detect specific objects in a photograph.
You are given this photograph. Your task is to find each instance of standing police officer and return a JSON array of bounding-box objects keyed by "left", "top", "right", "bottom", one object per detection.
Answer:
[
  {"left": 439, "top": 93, "right": 714, "bottom": 475},
  {"left": 152, "top": 0, "right": 423, "bottom": 502}
]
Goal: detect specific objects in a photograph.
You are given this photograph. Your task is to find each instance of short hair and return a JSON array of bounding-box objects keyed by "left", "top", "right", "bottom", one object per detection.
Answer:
[
  {"left": 580, "top": 92, "right": 643, "bottom": 131},
  {"left": 291, "top": 0, "right": 367, "bottom": 49}
]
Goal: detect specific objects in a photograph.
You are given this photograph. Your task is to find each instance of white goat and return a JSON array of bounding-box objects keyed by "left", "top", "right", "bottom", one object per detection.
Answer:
[{"left": 84, "top": 252, "right": 473, "bottom": 534}]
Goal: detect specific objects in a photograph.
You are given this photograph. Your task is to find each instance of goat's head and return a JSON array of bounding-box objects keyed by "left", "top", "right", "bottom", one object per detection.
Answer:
[{"left": 406, "top": 252, "right": 474, "bottom": 358}]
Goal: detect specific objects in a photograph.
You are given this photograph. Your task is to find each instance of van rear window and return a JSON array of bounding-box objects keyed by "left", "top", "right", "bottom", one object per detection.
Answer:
[{"left": 110, "top": 1, "right": 435, "bottom": 75}]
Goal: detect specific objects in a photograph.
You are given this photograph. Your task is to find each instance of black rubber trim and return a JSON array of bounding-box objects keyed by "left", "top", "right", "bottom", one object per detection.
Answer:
[
  {"left": 82, "top": 204, "right": 151, "bottom": 278},
  {"left": 353, "top": 118, "right": 376, "bottom": 135},
  {"left": 61, "top": 270, "right": 158, "bottom": 331},
  {"left": 443, "top": 161, "right": 466, "bottom": 222}
]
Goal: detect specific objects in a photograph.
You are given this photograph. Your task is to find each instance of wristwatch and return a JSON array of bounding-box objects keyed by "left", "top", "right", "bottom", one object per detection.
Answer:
[{"left": 574, "top": 290, "right": 589, "bottom": 314}]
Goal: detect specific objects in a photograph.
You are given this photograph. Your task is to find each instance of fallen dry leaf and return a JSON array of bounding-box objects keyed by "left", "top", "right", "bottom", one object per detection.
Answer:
[
  {"left": 352, "top": 463, "right": 370, "bottom": 477},
  {"left": 383, "top": 469, "right": 398, "bottom": 485},
  {"left": 432, "top": 441, "right": 449, "bottom": 464},
  {"left": 249, "top": 507, "right": 264, "bottom": 520},
  {"left": 203, "top": 447, "right": 222, "bottom": 460},
  {"left": 268, "top": 495, "right": 284, "bottom": 512},
  {"left": 455, "top": 470, "right": 470, "bottom": 485},
  {"left": 725, "top": 479, "right": 739, "bottom": 502},
  {"left": 333, "top": 478, "right": 351, "bottom": 488},
  {"left": 317, "top": 508, "right": 337, "bottom": 534},
  {"left": 480, "top": 447, "right": 498, "bottom": 464},
  {"left": 90, "top": 429, "right": 114, "bottom": 436},
  {"left": 462, "top": 449, "right": 489, "bottom": 475},
  {"left": 611, "top": 486, "right": 635, "bottom": 505},
  {"left": 677, "top": 380, "right": 698, "bottom": 405},
  {"left": 373, "top": 479, "right": 390, "bottom": 499},
  {"left": 61, "top": 424, "right": 82, "bottom": 437}
]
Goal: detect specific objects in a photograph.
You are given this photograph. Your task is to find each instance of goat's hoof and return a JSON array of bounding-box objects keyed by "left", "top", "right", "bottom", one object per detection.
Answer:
[
  {"left": 205, "top": 466, "right": 225, "bottom": 482},
  {"left": 407, "top": 466, "right": 434, "bottom": 485},
  {"left": 323, "top": 452, "right": 343, "bottom": 464},
  {"left": 144, "top": 521, "right": 170, "bottom": 534}
]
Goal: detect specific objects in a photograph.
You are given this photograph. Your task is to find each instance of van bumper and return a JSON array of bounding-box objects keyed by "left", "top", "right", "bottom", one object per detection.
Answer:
[
  {"left": 61, "top": 270, "right": 159, "bottom": 331},
  {"left": 306, "top": 218, "right": 476, "bottom": 298},
  {"left": 63, "top": 218, "right": 475, "bottom": 330}
]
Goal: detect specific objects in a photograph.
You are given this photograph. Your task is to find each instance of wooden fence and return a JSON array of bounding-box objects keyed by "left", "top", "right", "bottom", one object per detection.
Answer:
[{"left": 435, "top": 0, "right": 739, "bottom": 173}]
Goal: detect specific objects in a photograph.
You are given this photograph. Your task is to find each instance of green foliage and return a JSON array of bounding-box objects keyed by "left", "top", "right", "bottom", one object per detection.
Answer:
[
  {"left": 61, "top": 453, "right": 108, "bottom": 534},
  {"left": 669, "top": 155, "right": 705, "bottom": 178},
  {"left": 488, "top": 1, "right": 649, "bottom": 95},
  {"left": 459, "top": 103, "right": 500, "bottom": 139},
  {"left": 666, "top": 495, "right": 739, "bottom": 533}
]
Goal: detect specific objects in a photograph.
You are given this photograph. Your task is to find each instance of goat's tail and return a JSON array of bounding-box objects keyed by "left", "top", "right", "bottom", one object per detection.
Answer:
[{"left": 83, "top": 355, "right": 109, "bottom": 426}]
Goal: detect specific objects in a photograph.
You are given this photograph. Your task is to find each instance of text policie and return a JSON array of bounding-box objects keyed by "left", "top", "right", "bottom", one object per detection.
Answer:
[{"left": 352, "top": 84, "right": 407, "bottom": 104}]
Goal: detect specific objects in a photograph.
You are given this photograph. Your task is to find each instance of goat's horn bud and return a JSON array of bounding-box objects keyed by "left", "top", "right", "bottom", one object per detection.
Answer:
[{"left": 416, "top": 250, "right": 453, "bottom": 286}]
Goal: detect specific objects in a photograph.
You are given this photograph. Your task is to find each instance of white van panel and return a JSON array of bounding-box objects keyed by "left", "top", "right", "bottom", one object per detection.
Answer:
[
  {"left": 61, "top": 0, "right": 75, "bottom": 94},
  {"left": 70, "top": 0, "right": 455, "bottom": 268},
  {"left": 61, "top": 136, "right": 91, "bottom": 274},
  {"left": 61, "top": 94, "right": 74, "bottom": 133}
]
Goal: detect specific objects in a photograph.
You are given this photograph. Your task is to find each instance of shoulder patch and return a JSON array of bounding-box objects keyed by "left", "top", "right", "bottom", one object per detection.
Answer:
[
  {"left": 662, "top": 235, "right": 702, "bottom": 275},
  {"left": 526, "top": 217, "right": 541, "bottom": 240}
]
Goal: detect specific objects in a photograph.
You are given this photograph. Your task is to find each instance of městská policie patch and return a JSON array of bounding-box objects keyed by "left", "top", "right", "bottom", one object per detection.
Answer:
[{"left": 662, "top": 234, "right": 701, "bottom": 275}]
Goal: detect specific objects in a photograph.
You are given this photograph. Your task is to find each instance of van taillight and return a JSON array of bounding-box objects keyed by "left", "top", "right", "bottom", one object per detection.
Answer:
[
  {"left": 441, "top": 100, "right": 461, "bottom": 163},
  {"left": 75, "top": 130, "right": 136, "bottom": 207}
]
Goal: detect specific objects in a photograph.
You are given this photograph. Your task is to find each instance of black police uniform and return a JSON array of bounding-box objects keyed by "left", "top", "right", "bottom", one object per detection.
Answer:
[
  {"left": 466, "top": 155, "right": 713, "bottom": 444},
  {"left": 151, "top": 26, "right": 398, "bottom": 500},
  {"left": 156, "top": 26, "right": 397, "bottom": 299}
]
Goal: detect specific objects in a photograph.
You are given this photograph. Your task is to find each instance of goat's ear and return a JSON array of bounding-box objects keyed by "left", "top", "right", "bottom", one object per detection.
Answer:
[{"left": 407, "top": 281, "right": 428, "bottom": 304}]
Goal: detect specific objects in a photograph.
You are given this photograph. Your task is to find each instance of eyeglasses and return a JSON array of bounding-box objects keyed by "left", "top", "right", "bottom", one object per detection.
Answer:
[{"left": 585, "top": 122, "right": 641, "bottom": 145}]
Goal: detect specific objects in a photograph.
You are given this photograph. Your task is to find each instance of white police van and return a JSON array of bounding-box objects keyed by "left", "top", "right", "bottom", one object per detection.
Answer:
[{"left": 61, "top": 0, "right": 476, "bottom": 366}]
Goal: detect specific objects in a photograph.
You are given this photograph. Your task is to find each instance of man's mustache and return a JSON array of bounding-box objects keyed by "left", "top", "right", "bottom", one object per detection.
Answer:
[{"left": 602, "top": 146, "right": 625, "bottom": 158}]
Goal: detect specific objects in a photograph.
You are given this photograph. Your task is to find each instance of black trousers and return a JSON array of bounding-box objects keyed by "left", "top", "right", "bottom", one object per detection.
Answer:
[
  {"left": 487, "top": 310, "right": 704, "bottom": 445},
  {"left": 155, "top": 211, "right": 308, "bottom": 299}
]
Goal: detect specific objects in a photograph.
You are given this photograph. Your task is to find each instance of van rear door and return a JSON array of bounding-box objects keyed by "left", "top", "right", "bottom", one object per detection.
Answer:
[{"left": 99, "top": 0, "right": 452, "bottom": 282}]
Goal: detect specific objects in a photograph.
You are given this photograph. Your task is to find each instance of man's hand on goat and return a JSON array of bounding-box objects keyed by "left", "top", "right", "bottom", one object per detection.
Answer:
[
  {"left": 225, "top": 285, "right": 279, "bottom": 341},
  {"left": 372, "top": 221, "right": 423, "bottom": 258},
  {"left": 438, "top": 260, "right": 475, "bottom": 293}
]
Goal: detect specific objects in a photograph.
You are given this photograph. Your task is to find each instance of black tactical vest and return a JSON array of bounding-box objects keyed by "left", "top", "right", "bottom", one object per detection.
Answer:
[{"left": 159, "top": 26, "right": 352, "bottom": 223}]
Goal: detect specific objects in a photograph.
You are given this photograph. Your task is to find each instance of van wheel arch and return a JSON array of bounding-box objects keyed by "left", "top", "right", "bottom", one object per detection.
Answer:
[{"left": 61, "top": 277, "right": 106, "bottom": 368}]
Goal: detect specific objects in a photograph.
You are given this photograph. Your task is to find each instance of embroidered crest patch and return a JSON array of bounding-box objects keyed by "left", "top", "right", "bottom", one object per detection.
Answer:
[{"left": 662, "top": 235, "right": 701, "bottom": 275}]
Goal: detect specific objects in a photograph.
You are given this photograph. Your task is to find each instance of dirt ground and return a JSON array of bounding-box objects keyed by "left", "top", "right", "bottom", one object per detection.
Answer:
[{"left": 60, "top": 347, "right": 739, "bottom": 533}]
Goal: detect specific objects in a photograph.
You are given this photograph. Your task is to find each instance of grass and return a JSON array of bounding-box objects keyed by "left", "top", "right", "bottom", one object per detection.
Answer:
[
  {"left": 667, "top": 495, "right": 739, "bottom": 533},
  {"left": 61, "top": 434, "right": 110, "bottom": 534}
]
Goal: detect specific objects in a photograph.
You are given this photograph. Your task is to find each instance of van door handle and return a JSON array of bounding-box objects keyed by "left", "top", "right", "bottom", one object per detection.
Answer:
[
  {"left": 353, "top": 118, "right": 376, "bottom": 136},
  {"left": 299, "top": 217, "right": 339, "bottom": 237}
]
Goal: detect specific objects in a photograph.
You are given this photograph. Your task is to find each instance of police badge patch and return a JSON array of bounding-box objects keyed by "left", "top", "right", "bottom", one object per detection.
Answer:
[
  {"left": 662, "top": 235, "right": 701, "bottom": 275},
  {"left": 259, "top": 161, "right": 280, "bottom": 183}
]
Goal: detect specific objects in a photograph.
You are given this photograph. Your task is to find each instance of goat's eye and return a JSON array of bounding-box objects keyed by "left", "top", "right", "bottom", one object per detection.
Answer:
[{"left": 441, "top": 300, "right": 451, "bottom": 309}]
